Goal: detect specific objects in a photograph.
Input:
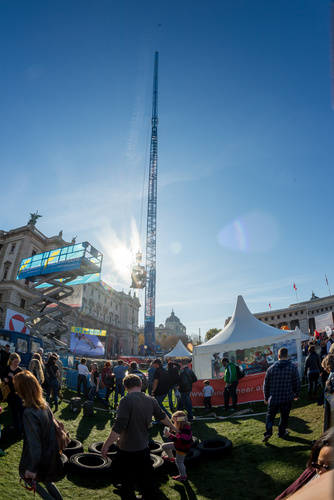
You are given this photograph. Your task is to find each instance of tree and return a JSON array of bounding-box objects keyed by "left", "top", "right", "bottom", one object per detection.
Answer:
[{"left": 205, "top": 328, "right": 221, "bottom": 342}]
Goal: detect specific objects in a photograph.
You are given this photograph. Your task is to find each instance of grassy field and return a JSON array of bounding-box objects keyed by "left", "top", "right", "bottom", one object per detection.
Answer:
[{"left": 0, "top": 385, "right": 324, "bottom": 500}]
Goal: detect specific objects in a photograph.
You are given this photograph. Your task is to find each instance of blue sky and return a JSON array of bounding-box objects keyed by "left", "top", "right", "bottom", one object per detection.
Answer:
[{"left": 1, "top": 1, "right": 333, "bottom": 338}]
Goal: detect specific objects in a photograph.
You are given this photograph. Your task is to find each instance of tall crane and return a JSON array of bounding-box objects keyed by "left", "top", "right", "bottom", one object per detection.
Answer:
[{"left": 144, "top": 51, "right": 159, "bottom": 353}]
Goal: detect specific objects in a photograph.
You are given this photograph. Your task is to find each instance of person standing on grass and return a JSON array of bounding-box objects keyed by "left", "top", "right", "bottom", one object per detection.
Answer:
[
  {"left": 77, "top": 358, "right": 90, "bottom": 397},
  {"left": 88, "top": 363, "right": 109, "bottom": 408},
  {"left": 263, "top": 347, "right": 301, "bottom": 443},
  {"left": 222, "top": 357, "right": 238, "bottom": 410},
  {"left": 152, "top": 359, "right": 172, "bottom": 418},
  {"left": 14, "top": 371, "right": 64, "bottom": 500},
  {"left": 101, "top": 374, "right": 178, "bottom": 500},
  {"left": 177, "top": 359, "right": 197, "bottom": 422},
  {"left": 113, "top": 360, "right": 128, "bottom": 406},
  {"left": 203, "top": 380, "right": 214, "bottom": 411},
  {"left": 304, "top": 345, "right": 322, "bottom": 400}
]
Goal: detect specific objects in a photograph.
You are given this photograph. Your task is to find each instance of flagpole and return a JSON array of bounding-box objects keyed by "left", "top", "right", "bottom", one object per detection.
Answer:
[{"left": 325, "top": 275, "right": 331, "bottom": 296}]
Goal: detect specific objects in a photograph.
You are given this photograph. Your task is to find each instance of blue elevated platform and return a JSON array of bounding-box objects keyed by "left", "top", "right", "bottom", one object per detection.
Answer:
[{"left": 17, "top": 242, "right": 102, "bottom": 282}]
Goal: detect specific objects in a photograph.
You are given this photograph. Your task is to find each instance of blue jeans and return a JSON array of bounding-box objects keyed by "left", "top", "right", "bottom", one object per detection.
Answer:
[
  {"left": 155, "top": 394, "right": 171, "bottom": 418},
  {"left": 114, "top": 379, "right": 125, "bottom": 405},
  {"left": 265, "top": 401, "right": 292, "bottom": 437},
  {"left": 177, "top": 391, "right": 194, "bottom": 420},
  {"left": 46, "top": 379, "right": 59, "bottom": 408},
  {"left": 88, "top": 387, "right": 108, "bottom": 407}
]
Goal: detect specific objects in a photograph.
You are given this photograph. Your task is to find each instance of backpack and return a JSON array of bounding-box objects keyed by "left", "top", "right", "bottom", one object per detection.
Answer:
[
  {"left": 235, "top": 365, "right": 245, "bottom": 380},
  {"left": 51, "top": 412, "right": 70, "bottom": 452}
]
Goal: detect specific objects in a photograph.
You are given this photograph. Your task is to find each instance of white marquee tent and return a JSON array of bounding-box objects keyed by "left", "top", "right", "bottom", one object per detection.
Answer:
[
  {"left": 193, "top": 295, "right": 309, "bottom": 379},
  {"left": 164, "top": 339, "right": 192, "bottom": 359}
]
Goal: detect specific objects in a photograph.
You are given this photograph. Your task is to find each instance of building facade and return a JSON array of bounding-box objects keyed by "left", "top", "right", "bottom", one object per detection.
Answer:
[
  {"left": 224, "top": 293, "right": 334, "bottom": 336},
  {"left": 0, "top": 222, "right": 140, "bottom": 355}
]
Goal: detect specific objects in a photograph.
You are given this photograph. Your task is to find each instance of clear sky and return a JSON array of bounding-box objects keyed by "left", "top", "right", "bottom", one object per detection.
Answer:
[{"left": 1, "top": 0, "right": 333, "bottom": 338}]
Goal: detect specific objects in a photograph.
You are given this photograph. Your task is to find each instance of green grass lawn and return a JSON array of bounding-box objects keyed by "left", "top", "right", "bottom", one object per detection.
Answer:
[{"left": 0, "top": 385, "right": 324, "bottom": 500}]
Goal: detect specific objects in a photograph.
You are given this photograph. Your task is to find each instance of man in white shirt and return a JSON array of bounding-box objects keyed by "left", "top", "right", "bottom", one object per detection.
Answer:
[{"left": 77, "top": 358, "right": 90, "bottom": 397}]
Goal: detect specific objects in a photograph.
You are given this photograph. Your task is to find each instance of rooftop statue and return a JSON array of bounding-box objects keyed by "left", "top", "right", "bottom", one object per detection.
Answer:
[{"left": 28, "top": 211, "right": 42, "bottom": 226}]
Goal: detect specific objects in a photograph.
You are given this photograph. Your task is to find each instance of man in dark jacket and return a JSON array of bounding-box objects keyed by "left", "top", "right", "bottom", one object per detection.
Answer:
[
  {"left": 127, "top": 361, "right": 148, "bottom": 392},
  {"left": 304, "top": 345, "right": 322, "bottom": 400},
  {"left": 263, "top": 348, "right": 301, "bottom": 442},
  {"left": 152, "top": 359, "right": 172, "bottom": 418},
  {"left": 177, "top": 359, "right": 197, "bottom": 422}
]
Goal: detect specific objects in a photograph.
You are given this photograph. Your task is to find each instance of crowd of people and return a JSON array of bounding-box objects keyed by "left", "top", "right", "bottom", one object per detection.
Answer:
[{"left": 0, "top": 337, "right": 333, "bottom": 499}]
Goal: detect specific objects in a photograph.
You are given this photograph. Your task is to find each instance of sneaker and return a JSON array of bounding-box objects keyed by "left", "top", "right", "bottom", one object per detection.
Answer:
[
  {"left": 262, "top": 434, "right": 271, "bottom": 443},
  {"left": 278, "top": 430, "right": 289, "bottom": 438},
  {"left": 0, "top": 450, "right": 5, "bottom": 457},
  {"left": 162, "top": 456, "right": 175, "bottom": 463},
  {"left": 172, "top": 475, "right": 188, "bottom": 481}
]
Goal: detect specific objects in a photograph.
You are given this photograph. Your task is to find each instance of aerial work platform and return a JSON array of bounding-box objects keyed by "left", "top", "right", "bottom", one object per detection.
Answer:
[
  {"left": 17, "top": 241, "right": 102, "bottom": 282},
  {"left": 16, "top": 242, "right": 103, "bottom": 345}
]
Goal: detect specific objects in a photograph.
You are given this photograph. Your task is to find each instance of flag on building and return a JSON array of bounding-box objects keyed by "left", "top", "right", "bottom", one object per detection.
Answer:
[{"left": 293, "top": 283, "right": 297, "bottom": 291}]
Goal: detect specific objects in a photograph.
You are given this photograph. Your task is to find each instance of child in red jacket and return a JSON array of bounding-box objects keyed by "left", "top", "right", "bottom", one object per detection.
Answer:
[{"left": 162, "top": 410, "right": 192, "bottom": 481}]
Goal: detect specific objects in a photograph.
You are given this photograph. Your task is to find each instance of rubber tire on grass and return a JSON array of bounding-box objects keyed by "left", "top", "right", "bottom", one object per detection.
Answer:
[
  {"left": 63, "top": 438, "right": 84, "bottom": 458},
  {"left": 60, "top": 453, "right": 68, "bottom": 476},
  {"left": 88, "top": 441, "right": 118, "bottom": 459},
  {"left": 150, "top": 454, "right": 164, "bottom": 472},
  {"left": 184, "top": 447, "right": 202, "bottom": 464},
  {"left": 191, "top": 435, "right": 199, "bottom": 448},
  {"left": 197, "top": 438, "right": 233, "bottom": 457},
  {"left": 69, "top": 453, "right": 112, "bottom": 476},
  {"left": 148, "top": 440, "right": 163, "bottom": 455}
]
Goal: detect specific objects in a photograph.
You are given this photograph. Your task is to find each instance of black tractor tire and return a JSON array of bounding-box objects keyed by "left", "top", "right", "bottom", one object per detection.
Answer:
[
  {"left": 150, "top": 454, "right": 164, "bottom": 472},
  {"left": 148, "top": 440, "right": 164, "bottom": 455},
  {"left": 63, "top": 438, "right": 84, "bottom": 458},
  {"left": 197, "top": 438, "right": 233, "bottom": 457},
  {"left": 191, "top": 435, "right": 200, "bottom": 448},
  {"left": 88, "top": 441, "right": 118, "bottom": 459},
  {"left": 69, "top": 452, "right": 112, "bottom": 475}
]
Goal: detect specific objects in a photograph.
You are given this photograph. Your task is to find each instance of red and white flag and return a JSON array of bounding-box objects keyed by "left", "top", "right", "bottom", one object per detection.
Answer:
[
  {"left": 293, "top": 283, "right": 297, "bottom": 291},
  {"left": 269, "top": 303, "right": 271, "bottom": 309}
]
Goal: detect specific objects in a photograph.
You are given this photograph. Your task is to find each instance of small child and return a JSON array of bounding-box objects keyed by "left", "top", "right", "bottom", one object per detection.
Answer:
[
  {"left": 162, "top": 410, "right": 192, "bottom": 482},
  {"left": 203, "top": 380, "right": 214, "bottom": 411},
  {"left": 0, "top": 406, "right": 5, "bottom": 457}
]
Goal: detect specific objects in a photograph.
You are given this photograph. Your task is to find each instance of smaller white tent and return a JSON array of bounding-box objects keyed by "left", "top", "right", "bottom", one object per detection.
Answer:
[
  {"left": 193, "top": 295, "right": 309, "bottom": 379},
  {"left": 164, "top": 339, "right": 192, "bottom": 359}
]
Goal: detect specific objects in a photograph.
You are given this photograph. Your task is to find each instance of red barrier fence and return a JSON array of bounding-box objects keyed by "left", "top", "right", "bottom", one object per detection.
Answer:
[{"left": 190, "top": 372, "right": 266, "bottom": 407}]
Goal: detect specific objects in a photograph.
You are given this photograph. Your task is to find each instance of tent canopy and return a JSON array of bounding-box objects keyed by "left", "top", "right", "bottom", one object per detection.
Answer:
[
  {"left": 193, "top": 295, "right": 309, "bottom": 379},
  {"left": 164, "top": 339, "right": 192, "bottom": 359}
]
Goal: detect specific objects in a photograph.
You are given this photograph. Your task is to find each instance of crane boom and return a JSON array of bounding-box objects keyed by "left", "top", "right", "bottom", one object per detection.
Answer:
[{"left": 144, "top": 51, "right": 159, "bottom": 353}]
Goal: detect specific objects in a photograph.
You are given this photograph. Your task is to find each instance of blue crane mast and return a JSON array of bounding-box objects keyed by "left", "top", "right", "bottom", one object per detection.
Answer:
[{"left": 144, "top": 51, "right": 159, "bottom": 353}]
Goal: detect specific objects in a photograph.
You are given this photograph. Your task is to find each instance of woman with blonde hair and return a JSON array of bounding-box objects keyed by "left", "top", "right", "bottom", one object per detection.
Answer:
[
  {"left": 13, "top": 370, "right": 63, "bottom": 500},
  {"left": 29, "top": 358, "right": 45, "bottom": 386},
  {"left": 3, "top": 353, "right": 23, "bottom": 431}
]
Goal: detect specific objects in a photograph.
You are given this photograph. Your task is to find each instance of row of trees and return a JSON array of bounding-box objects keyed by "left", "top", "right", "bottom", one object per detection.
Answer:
[{"left": 138, "top": 328, "right": 222, "bottom": 354}]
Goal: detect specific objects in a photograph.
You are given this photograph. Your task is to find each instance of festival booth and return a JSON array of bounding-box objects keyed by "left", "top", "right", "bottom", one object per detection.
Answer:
[
  {"left": 191, "top": 295, "right": 309, "bottom": 407},
  {"left": 164, "top": 339, "right": 192, "bottom": 359}
]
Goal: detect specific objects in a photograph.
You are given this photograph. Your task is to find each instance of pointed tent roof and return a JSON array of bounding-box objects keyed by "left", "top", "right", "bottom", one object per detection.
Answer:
[
  {"left": 164, "top": 339, "right": 192, "bottom": 358},
  {"left": 194, "top": 295, "right": 309, "bottom": 355}
]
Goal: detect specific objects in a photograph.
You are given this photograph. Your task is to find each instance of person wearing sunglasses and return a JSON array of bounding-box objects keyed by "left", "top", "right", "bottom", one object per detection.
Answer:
[{"left": 275, "top": 427, "right": 333, "bottom": 499}]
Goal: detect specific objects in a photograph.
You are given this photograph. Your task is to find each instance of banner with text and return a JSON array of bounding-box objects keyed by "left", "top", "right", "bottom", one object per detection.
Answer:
[{"left": 190, "top": 372, "right": 266, "bottom": 407}]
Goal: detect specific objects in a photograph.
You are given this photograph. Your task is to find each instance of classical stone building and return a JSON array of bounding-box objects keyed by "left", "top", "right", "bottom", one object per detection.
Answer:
[
  {"left": 0, "top": 222, "right": 140, "bottom": 354},
  {"left": 139, "top": 309, "right": 187, "bottom": 343},
  {"left": 254, "top": 293, "right": 334, "bottom": 336},
  {"left": 224, "top": 293, "right": 334, "bottom": 336}
]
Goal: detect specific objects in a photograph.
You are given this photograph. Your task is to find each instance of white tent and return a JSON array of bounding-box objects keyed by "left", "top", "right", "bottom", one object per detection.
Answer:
[
  {"left": 164, "top": 339, "right": 192, "bottom": 359},
  {"left": 193, "top": 295, "right": 309, "bottom": 379}
]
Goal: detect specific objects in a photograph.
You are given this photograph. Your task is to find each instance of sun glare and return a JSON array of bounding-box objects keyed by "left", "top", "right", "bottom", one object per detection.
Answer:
[{"left": 112, "top": 246, "right": 133, "bottom": 277}]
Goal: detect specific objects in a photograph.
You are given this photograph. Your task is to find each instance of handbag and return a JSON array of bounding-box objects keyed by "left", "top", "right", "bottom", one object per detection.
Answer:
[{"left": 0, "top": 381, "right": 10, "bottom": 403}]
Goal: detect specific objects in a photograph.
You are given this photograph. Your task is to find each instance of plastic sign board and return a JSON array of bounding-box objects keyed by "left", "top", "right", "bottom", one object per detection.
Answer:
[
  {"left": 5, "top": 308, "right": 30, "bottom": 334},
  {"left": 71, "top": 326, "right": 107, "bottom": 337}
]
